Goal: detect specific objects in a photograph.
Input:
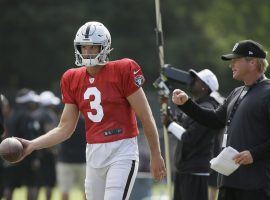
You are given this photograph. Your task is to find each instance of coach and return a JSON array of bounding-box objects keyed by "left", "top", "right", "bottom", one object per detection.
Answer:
[{"left": 171, "top": 40, "right": 270, "bottom": 200}]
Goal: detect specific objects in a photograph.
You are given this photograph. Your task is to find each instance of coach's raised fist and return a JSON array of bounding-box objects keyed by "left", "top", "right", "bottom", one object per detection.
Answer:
[{"left": 172, "top": 89, "right": 189, "bottom": 105}]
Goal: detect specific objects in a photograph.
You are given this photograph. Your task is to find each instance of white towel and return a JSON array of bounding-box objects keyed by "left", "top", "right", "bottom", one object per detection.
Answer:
[{"left": 167, "top": 122, "right": 186, "bottom": 140}]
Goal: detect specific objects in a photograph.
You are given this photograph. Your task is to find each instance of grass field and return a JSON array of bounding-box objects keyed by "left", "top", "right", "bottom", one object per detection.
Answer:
[
  {"left": 10, "top": 187, "right": 85, "bottom": 200},
  {"left": 8, "top": 183, "right": 169, "bottom": 200}
]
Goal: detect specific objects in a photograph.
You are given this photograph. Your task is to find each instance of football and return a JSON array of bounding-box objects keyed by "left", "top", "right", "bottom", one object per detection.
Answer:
[{"left": 0, "top": 137, "right": 24, "bottom": 163}]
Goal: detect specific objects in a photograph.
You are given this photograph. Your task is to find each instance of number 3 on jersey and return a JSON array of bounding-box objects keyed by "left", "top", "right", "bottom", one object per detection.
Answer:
[{"left": 84, "top": 87, "right": 104, "bottom": 122}]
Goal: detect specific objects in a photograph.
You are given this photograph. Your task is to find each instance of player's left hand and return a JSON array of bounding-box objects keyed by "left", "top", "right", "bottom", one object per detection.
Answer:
[
  {"left": 150, "top": 153, "right": 166, "bottom": 181},
  {"left": 233, "top": 150, "right": 253, "bottom": 165}
]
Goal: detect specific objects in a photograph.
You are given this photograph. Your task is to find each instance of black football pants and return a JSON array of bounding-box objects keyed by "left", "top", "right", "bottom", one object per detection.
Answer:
[
  {"left": 173, "top": 172, "right": 208, "bottom": 200},
  {"left": 218, "top": 187, "right": 270, "bottom": 200}
]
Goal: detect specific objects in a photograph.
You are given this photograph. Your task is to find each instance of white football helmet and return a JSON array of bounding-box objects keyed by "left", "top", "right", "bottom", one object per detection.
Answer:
[{"left": 74, "top": 21, "right": 112, "bottom": 67}]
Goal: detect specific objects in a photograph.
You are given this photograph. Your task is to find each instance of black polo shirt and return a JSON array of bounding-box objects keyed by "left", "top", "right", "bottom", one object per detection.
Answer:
[{"left": 178, "top": 79, "right": 270, "bottom": 190}]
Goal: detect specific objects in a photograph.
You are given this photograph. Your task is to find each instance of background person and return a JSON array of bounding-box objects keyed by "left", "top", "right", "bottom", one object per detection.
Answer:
[
  {"left": 0, "top": 94, "right": 7, "bottom": 199},
  {"left": 3, "top": 89, "right": 41, "bottom": 200},
  {"left": 56, "top": 114, "right": 86, "bottom": 200},
  {"left": 163, "top": 69, "right": 223, "bottom": 200},
  {"left": 0, "top": 94, "right": 4, "bottom": 136},
  {"left": 33, "top": 90, "right": 60, "bottom": 200}
]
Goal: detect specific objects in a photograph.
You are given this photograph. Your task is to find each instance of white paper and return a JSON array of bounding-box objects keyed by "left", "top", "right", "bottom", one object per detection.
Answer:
[{"left": 210, "top": 146, "right": 240, "bottom": 176}]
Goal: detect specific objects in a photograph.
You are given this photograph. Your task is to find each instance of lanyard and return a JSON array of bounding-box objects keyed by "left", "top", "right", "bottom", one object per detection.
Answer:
[
  {"left": 226, "top": 75, "right": 265, "bottom": 127},
  {"left": 226, "top": 86, "right": 248, "bottom": 126}
]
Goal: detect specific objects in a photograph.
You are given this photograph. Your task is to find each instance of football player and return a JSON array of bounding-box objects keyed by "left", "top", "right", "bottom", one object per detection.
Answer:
[{"left": 18, "top": 21, "right": 166, "bottom": 200}]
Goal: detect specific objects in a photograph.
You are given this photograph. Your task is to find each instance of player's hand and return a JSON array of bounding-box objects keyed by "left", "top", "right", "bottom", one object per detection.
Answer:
[
  {"left": 15, "top": 137, "right": 35, "bottom": 162},
  {"left": 172, "top": 89, "right": 189, "bottom": 105},
  {"left": 233, "top": 150, "right": 253, "bottom": 165},
  {"left": 150, "top": 153, "right": 166, "bottom": 181}
]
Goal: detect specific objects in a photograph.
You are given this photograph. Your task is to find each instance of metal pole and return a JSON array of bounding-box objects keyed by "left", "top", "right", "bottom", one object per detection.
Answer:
[{"left": 154, "top": 0, "right": 172, "bottom": 199}]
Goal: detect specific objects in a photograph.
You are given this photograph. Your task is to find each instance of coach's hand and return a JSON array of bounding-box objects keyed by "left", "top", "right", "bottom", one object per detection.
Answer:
[
  {"left": 150, "top": 153, "right": 166, "bottom": 181},
  {"left": 172, "top": 89, "right": 189, "bottom": 105},
  {"left": 233, "top": 150, "right": 253, "bottom": 165}
]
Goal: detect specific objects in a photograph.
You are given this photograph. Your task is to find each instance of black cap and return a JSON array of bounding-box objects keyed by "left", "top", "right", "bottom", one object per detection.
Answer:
[{"left": 221, "top": 40, "right": 266, "bottom": 61}]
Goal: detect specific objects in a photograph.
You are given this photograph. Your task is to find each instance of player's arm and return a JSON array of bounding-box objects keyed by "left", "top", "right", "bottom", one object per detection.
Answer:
[
  {"left": 18, "top": 103, "right": 79, "bottom": 159},
  {"left": 127, "top": 88, "right": 166, "bottom": 181}
]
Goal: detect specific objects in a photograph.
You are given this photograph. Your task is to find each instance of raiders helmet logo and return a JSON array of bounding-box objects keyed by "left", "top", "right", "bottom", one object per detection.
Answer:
[{"left": 82, "top": 25, "right": 96, "bottom": 39}]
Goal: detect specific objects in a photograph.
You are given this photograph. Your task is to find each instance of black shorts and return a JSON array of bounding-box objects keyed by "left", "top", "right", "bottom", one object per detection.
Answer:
[
  {"left": 173, "top": 172, "right": 208, "bottom": 200},
  {"left": 208, "top": 169, "right": 219, "bottom": 187}
]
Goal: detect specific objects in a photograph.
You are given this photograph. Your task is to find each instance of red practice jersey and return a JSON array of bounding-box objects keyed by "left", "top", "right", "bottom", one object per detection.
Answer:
[{"left": 60, "top": 58, "right": 145, "bottom": 144}]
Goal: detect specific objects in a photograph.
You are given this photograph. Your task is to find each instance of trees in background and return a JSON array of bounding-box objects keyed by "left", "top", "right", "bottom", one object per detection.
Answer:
[{"left": 0, "top": 0, "right": 269, "bottom": 94}]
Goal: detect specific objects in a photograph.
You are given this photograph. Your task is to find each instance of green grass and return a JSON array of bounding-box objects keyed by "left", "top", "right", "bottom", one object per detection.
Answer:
[
  {"left": 9, "top": 183, "right": 169, "bottom": 200},
  {"left": 11, "top": 187, "right": 85, "bottom": 200}
]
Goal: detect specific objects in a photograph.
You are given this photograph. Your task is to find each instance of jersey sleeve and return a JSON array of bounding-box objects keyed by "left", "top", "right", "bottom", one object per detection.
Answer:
[
  {"left": 121, "top": 59, "right": 145, "bottom": 97},
  {"left": 60, "top": 70, "right": 76, "bottom": 104}
]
